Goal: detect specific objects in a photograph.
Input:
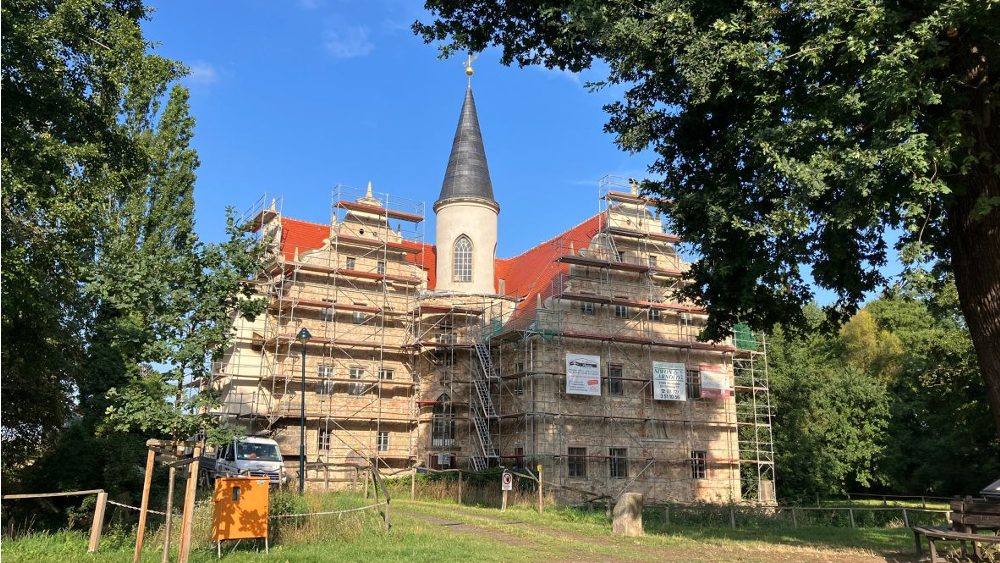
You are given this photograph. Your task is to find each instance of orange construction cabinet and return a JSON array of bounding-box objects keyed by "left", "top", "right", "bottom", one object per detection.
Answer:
[{"left": 212, "top": 476, "right": 270, "bottom": 542}]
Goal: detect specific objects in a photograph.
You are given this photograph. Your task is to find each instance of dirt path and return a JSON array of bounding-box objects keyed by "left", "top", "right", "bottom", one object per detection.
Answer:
[{"left": 394, "top": 502, "right": 916, "bottom": 563}]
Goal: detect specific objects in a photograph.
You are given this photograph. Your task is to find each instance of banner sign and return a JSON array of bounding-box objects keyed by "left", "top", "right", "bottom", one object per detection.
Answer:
[
  {"left": 652, "top": 362, "right": 686, "bottom": 401},
  {"left": 699, "top": 364, "right": 732, "bottom": 398},
  {"left": 565, "top": 353, "right": 601, "bottom": 396}
]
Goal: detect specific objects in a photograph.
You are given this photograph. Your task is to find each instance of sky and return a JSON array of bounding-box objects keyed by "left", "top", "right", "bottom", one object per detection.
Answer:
[{"left": 142, "top": 1, "right": 901, "bottom": 305}]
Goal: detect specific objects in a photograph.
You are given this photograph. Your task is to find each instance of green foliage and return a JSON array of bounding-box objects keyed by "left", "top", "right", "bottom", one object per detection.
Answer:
[
  {"left": 1, "top": 0, "right": 265, "bottom": 503},
  {"left": 770, "top": 283, "right": 999, "bottom": 500}
]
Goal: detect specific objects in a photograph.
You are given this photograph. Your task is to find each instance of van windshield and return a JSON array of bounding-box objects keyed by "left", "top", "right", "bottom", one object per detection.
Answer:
[{"left": 236, "top": 442, "right": 282, "bottom": 462}]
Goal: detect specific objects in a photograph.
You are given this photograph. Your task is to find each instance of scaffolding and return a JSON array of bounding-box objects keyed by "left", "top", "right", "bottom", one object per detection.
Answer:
[
  {"left": 481, "top": 175, "right": 775, "bottom": 504},
  {"left": 214, "top": 175, "right": 774, "bottom": 501}
]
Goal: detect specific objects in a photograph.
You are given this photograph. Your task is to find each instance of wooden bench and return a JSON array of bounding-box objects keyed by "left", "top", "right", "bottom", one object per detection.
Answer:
[
  {"left": 951, "top": 496, "right": 1000, "bottom": 533},
  {"left": 913, "top": 525, "right": 1000, "bottom": 562}
]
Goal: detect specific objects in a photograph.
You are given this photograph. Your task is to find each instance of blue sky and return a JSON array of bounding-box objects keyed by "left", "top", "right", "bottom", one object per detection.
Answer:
[{"left": 143, "top": 1, "right": 900, "bottom": 305}]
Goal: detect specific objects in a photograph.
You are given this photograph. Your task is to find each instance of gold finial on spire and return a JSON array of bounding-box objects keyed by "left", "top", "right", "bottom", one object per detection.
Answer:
[
  {"left": 366, "top": 180, "right": 373, "bottom": 199},
  {"left": 463, "top": 53, "right": 479, "bottom": 87}
]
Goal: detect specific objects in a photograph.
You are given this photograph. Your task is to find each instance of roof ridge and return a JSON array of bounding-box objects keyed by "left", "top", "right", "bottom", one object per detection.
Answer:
[{"left": 283, "top": 217, "right": 330, "bottom": 229}]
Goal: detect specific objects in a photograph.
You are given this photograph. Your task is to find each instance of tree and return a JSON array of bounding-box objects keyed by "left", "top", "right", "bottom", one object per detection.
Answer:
[
  {"left": 415, "top": 0, "right": 1000, "bottom": 434},
  {"left": 1, "top": 0, "right": 176, "bottom": 470}
]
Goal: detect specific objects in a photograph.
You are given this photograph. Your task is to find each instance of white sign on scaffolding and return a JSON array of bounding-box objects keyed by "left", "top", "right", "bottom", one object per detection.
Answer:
[
  {"left": 699, "top": 364, "right": 733, "bottom": 398},
  {"left": 565, "top": 353, "right": 601, "bottom": 396},
  {"left": 652, "top": 362, "right": 686, "bottom": 401}
]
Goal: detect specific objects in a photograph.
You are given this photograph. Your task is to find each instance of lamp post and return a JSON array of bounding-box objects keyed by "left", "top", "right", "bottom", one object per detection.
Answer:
[{"left": 295, "top": 327, "right": 312, "bottom": 495}]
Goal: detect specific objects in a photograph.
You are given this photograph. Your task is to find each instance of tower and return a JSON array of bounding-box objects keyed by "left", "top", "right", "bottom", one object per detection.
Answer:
[{"left": 434, "top": 60, "right": 499, "bottom": 294}]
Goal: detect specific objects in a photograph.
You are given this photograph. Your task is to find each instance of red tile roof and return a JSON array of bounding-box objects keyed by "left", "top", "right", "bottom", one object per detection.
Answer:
[
  {"left": 278, "top": 213, "right": 606, "bottom": 317},
  {"left": 279, "top": 218, "right": 329, "bottom": 260},
  {"left": 495, "top": 214, "right": 603, "bottom": 315}
]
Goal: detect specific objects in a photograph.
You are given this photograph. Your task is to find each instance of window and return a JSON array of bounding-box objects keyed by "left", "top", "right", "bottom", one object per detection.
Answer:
[
  {"left": 377, "top": 431, "right": 389, "bottom": 452},
  {"left": 318, "top": 427, "right": 331, "bottom": 450},
  {"left": 432, "top": 394, "right": 455, "bottom": 446},
  {"left": 615, "top": 305, "right": 629, "bottom": 319},
  {"left": 649, "top": 255, "right": 658, "bottom": 268},
  {"left": 608, "top": 364, "right": 624, "bottom": 396},
  {"left": 352, "top": 310, "right": 367, "bottom": 325},
  {"left": 616, "top": 251, "right": 624, "bottom": 263},
  {"left": 453, "top": 236, "right": 473, "bottom": 282},
  {"left": 688, "top": 369, "right": 701, "bottom": 399},
  {"left": 514, "top": 447, "right": 524, "bottom": 469},
  {"left": 680, "top": 312, "right": 693, "bottom": 328},
  {"left": 514, "top": 375, "right": 524, "bottom": 396},
  {"left": 321, "top": 305, "right": 334, "bottom": 322},
  {"left": 648, "top": 308, "right": 661, "bottom": 322},
  {"left": 349, "top": 367, "right": 365, "bottom": 396},
  {"left": 379, "top": 369, "right": 394, "bottom": 381},
  {"left": 435, "top": 349, "right": 454, "bottom": 366},
  {"left": 580, "top": 302, "right": 595, "bottom": 315},
  {"left": 346, "top": 257, "right": 356, "bottom": 270},
  {"left": 317, "top": 364, "right": 335, "bottom": 395},
  {"left": 609, "top": 448, "right": 628, "bottom": 479},
  {"left": 377, "top": 260, "right": 386, "bottom": 275},
  {"left": 568, "top": 447, "right": 587, "bottom": 478},
  {"left": 691, "top": 450, "right": 707, "bottom": 479}
]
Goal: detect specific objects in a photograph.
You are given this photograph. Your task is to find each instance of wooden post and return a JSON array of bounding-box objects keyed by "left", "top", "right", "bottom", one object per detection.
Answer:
[
  {"left": 161, "top": 467, "right": 176, "bottom": 563},
  {"left": 88, "top": 491, "right": 108, "bottom": 553},
  {"left": 848, "top": 508, "right": 855, "bottom": 529},
  {"left": 902, "top": 508, "right": 909, "bottom": 528},
  {"left": 458, "top": 470, "right": 464, "bottom": 504},
  {"left": 791, "top": 507, "right": 798, "bottom": 528},
  {"left": 365, "top": 469, "right": 370, "bottom": 499},
  {"left": 133, "top": 448, "right": 156, "bottom": 563},
  {"left": 664, "top": 505, "right": 670, "bottom": 526},
  {"left": 921, "top": 496, "right": 926, "bottom": 509},
  {"left": 537, "top": 464, "right": 543, "bottom": 513},
  {"left": 729, "top": 504, "right": 736, "bottom": 528},
  {"left": 324, "top": 464, "right": 330, "bottom": 491},
  {"left": 177, "top": 444, "right": 202, "bottom": 563},
  {"left": 410, "top": 467, "right": 416, "bottom": 500},
  {"left": 501, "top": 490, "right": 508, "bottom": 512},
  {"left": 816, "top": 493, "right": 820, "bottom": 508}
]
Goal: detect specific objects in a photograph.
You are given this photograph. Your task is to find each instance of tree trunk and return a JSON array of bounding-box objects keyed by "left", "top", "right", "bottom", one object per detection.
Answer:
[
  {"left": 949, "top": 191, "right": 1000, "bottom": 438},
  {"left": 947, "top": 60, "right": 1000, "bottom": 437}
]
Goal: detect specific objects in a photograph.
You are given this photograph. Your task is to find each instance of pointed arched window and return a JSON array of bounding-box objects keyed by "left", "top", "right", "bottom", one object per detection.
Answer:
[
  {"left": 453, "top": 236, "right": 473, "bottom": 282},
  {"left": 432, "top": 393, "right": 455, "bottom": 445}
]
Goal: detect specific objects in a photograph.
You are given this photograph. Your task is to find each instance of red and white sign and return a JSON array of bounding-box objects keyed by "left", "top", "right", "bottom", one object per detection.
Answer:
[
  {"left": 501, "top": 470, "right": 513, "bottom": 491},
  {"left": 699, "top": 364, "right": 732, "bottom": 398},
  {"left": 566, "top": 353, "right": 601, "bottom": 396}
]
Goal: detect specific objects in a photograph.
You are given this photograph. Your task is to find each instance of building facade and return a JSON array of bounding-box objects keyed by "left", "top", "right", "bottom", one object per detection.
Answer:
[{"left": 214, "top": 80, "right": 775, "bottom": 504}]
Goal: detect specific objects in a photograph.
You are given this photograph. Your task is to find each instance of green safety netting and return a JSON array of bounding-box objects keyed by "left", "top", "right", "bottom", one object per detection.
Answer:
[{"left": 734, "top": 324, "right": 757, "bottom": 351}]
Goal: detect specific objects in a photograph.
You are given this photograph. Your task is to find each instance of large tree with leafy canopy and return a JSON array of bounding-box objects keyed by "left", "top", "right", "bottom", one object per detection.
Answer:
[
  {"left": 2, "top": 0, "right": 264, "bottom": 490},
  {"left": 415, "top": 1, "right": 1000, "bottom": 433}
]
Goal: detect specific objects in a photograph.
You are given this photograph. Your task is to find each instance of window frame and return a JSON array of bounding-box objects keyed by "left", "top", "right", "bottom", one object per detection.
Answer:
[
  {"left": 377, "top": 431, "right": 389, "bottom": 452},
  {"left": 609, "top": 447, "right": 628, "bottom": 479},
  {"left": 453, "top": 235, "right": 473, "bottom": 282},
  {"left": 580, "top": 301, "right": 595, "bottom": 315},
  {"left": 345, "top": 257, "right": 356, "bottom": 270},
  {"left": 317, "top": 364, "right": 335, "bottom": 395},
  {"left": 318, "top": 427, "right": 332, "bottom": 450},
  {"left": 348, "top": 367, "right": 366, "bottom": 396},
  {"left": 608, "top": 363, "right": 624, "bottom": 396},
  {"left": 615, "top": 305, "right": 629, "bottom": 319},
  {"left": 432, "top": 394, "right": 455, "bottom": 446},
  {"left": 567, "top": 447, "right": 587, "bottom": 478},
  {"left": 691, "top": 450, "right": 707, "bottom": 480}
]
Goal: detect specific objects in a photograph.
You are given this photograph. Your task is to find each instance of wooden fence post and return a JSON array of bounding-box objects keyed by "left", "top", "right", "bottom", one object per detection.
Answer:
[
  {"left": 791, "top": 507, "right": 798, "bottom": 528},
  {"left": 664, "top": 505, "right": 670, "bottom": 526},
  {"left": 133, "top": 448, "right": 156, "bottom": 563},
  {"left": 537, "top": 464, "right": 543, "bottom": 514},
  {"left": 902, "top": 508, "right": 909, "bottom": 527},
  {"left": 729, "top": 504, "right": 736, "bottom": 528},
  {"left": 848, "top": 508, "right": 855, "bottom": 529},
  {"left": 457, "top": 470, "right": 463, "bottom": 504},
  {"left": 177, "top": 444, "right": 201, "bottom": 563},
  {"left": 88, "top": 491, "right": 108, "bottom": 553},
  {"left": 161, "top": 467, "right": 176, "bottom": 563}
]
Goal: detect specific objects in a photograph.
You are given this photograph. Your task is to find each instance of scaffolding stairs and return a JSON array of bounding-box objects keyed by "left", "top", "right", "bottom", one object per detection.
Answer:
[{"left": 470, "top": 342, "right": 500, "bottom": 471}]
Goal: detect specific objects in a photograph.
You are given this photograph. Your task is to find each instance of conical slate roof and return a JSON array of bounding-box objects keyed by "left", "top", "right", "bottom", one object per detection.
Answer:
[{"left": 436, "top": 87, "right": 496, "bottom": 208}]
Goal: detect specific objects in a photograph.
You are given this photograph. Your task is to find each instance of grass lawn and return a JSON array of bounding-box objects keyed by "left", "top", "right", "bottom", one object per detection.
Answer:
[{"left": 1, "top": 495, "right": 924, "bottom": 563}]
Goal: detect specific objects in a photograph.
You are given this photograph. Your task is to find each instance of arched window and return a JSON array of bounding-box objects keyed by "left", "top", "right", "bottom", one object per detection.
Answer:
[
  {"left": 432, "top": 393, "right": 455, "bottom": 446},
  {"left": 453, "top": 236, "right": 473, "bottom": 282}
]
